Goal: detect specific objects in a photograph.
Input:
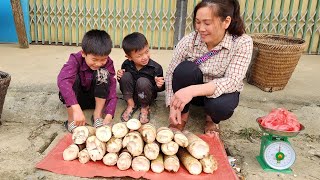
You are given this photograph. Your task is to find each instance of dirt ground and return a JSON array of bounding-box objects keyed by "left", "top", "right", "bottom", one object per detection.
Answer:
[{"left": 0, "top": 44, "right": 319, "bottom": 180}]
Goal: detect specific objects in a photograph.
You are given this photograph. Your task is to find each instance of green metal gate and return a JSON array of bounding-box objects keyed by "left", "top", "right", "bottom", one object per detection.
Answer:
[
  {"left": 29, "top": 0, "right": 176, "bottom": 49},
  {"left": 29, "top": 0, "right": 320, "bottom": 54}
]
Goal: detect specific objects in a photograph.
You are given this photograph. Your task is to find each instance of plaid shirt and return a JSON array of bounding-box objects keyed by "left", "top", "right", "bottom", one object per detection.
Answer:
[{"left": 165, "top": 31, "right": 253, "bottom": 106}]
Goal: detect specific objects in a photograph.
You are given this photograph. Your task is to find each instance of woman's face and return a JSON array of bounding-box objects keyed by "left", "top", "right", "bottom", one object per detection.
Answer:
[{"left": 195, "top": 6, "right": 231, "bottom": 49}]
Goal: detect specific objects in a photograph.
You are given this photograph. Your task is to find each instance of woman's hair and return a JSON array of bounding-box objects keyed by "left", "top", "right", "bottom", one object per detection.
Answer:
[
  {"left": 122, "top": 32, "right": 149, "bottom": 56},
  {"left": 193, "top": 0, "right": 245, "bottom": 36},
  {"left": 82, "top": 29, "right": 112, "bottom": 56}
]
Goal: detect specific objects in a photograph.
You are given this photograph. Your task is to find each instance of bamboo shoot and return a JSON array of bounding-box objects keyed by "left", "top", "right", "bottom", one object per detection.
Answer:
[
  {"left": 103, "top": 152, "right": 118, "bottom": 166},
  {"left": 156, "top": 127, "right": 174, "bottom": 144},
  {"left": 173, "top": 130, "right": 189, "bottom": 147},
  {"left": 78, "top": 148, "right": 90, "bottom": 164},
  {"left": 72, "top": 126, "right": 96, "bottom": 144},
  {"left": 183, "top": 130, "right": 209, "bottom": 159},
  {"left": 117, "top": 150, "right": 132, "bottom": 170},
  {"left": 163, "top": 155, "right": 180, "bottom": 172},
  {"left": 177, "top": 148, "right": 202, "bottom": 175},
  {"left": 132, "top": 155, "right": 150, "bottom": 172},
  {"left": 126, "top": 118, "right": 141, "bottom": 130},
  {"left": 86, "top": 136, "right": 106, "bottom": 161},
  {"left": 63, "top": 144, "right": 79, "bottom": 161},
  {"left": 151, "top": 153, "right": 164, "bottom": 173},
  {"left": 112, "top": 122, "right": 129, "bottom": 138},
  {"left": 138, "top": 123, "right": 157, "bottom": 143},
  {"left": 200, "top": 154, "right": 218, "bottom": 173},
  {"left": 96, "top": 125, "right": 112, "bottom": 142},
  {"left": 106, "top": 137, "right": 122, "bottom": 153},
  {"left": 144, "top": 142, "right": 160, "bottom": 160},
  {"left": 123, "top": 132, "right": 144, "bottom": 156},
  {"left": 161, "top": 141, "right": 179, "bottom": 156}
]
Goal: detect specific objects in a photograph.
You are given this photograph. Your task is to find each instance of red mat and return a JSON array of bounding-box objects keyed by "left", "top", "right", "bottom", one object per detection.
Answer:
[{"left": 36, "top": 133, "right": 238, "bottom": 180}]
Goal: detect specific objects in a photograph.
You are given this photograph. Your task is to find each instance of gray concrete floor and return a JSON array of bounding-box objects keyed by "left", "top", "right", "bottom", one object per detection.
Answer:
[{"left": 0, "top": 44, "right": 319, "bottom": 180}]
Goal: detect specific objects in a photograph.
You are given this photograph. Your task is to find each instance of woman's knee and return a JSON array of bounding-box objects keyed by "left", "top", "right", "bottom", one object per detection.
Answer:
[
  {"left": 173, "top": 61, "right": 202, "bottom": 80},
  {"left": 205, "top": 104, "right": 235, "bottom": 122},
  {"left": 204, "top": 93, "right": 240, "bottom": 123},
  {"left": 172, "top": 61, "right": 203, "bottom": 92}
]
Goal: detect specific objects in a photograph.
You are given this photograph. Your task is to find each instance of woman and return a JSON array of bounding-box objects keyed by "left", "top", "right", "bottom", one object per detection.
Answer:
[{"left": 165, "top": 0, "right": 253, "bottom": 137}]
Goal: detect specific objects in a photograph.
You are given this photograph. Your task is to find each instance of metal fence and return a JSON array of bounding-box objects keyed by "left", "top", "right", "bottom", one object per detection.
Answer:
[{"left": 29, "top": 0, "right": 320, "bottom": 54}]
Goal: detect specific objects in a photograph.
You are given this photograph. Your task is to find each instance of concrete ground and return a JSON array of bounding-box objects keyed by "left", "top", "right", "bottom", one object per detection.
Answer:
[{"left": 0, "top": 44, "right": 319, "bottom": 180}]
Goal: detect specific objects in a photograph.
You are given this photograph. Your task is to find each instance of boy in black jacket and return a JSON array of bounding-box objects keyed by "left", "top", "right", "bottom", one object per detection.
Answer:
[{"left": 117, "top": 32, "right": 165, "bottom": 124}]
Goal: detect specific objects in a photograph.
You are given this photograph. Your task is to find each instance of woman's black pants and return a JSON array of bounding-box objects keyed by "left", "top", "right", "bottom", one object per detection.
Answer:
[{"left": 172, "top": 61, "right": 239, "bottom": 124}]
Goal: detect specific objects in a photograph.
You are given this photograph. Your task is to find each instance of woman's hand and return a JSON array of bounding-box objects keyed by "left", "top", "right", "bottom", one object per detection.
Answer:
[
  {"left": 169, "top": 106, "right": 182, "bottom": 125},
  {"left": 170, "top": 87, "right": 194, "bottom": 111},
  {"left": 71, "top": 104, "right": 86, "bottom": 126},
  {"left": 117, "top": 69, "right": 125, "bottom": 80}
]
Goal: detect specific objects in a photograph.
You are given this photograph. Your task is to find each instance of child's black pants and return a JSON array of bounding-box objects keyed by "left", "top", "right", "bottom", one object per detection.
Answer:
[{"left": 119, "top": 72, "right": 156, "bottom": 107}]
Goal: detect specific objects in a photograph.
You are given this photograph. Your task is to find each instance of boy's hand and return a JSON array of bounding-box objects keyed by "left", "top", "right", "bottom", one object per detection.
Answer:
[
  {"left": 71, "top": 104, "right": 86, "bottom": 126},
  {"left": 117, "top": 69, "right": 125, "bottom": 80},
  {"left": 155, "top": 76, "right": 164, "bottom": 88}
]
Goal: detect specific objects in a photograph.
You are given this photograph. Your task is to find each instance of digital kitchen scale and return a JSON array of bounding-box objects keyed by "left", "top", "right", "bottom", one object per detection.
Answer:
[{"left": 256, "top": 118, "right": 305, "bottom": 173}]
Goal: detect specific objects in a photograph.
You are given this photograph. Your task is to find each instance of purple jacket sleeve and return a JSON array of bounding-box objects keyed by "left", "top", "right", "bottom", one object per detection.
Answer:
[
  {"left": 57, "top": 54, "right": 79, "bottom": 107},
  {"left": 104, "top": 58, "right": 118, "bottom": 117}
]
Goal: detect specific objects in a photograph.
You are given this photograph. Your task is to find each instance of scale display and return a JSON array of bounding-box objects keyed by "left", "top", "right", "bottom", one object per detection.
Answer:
[{"left": 263, "top": 141, "right": 296, "bottom": 170}]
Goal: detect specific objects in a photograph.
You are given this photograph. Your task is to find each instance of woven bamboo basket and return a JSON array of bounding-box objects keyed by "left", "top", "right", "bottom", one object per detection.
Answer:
[
  {"left": 247, "top": 34, "right": 306, "bottom": 92},
  {"left": 0, "top": 71, "right": 11, "bottom": 122}
]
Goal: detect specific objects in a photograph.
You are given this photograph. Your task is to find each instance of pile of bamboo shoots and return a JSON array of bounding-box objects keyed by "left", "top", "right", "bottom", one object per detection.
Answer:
[{"left": 63, "top": 119, "right": 218, "bottom": 175}]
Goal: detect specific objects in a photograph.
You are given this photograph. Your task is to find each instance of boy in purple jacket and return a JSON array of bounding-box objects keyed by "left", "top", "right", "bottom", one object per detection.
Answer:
[{"left": 58, "top": 29, "right": 117, "bottom": 132}]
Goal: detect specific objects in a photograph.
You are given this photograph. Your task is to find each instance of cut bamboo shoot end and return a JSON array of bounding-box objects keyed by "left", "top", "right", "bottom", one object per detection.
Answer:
[
  {"left": 117, "top": 151, "right": 132, "bottom": 170},
  {"left": 177, "top": 148, "right": 202, "bottom": 175},
  {"left": 200, "top": 154, "right": 218, "bottom": 173},
  {"left": 103, "top": 152, "right": 118, "bottom": 166},
  {"left": 96, "top": 125, "right": 112, "bottom": 142},
  {"left": 78, "top": 148, "right": 90, "bottom": 164},
  {"left": 63, "top": 144, "right": 79, "bottom": 161},
  {"left": 144, "top": 142, "right": 160, "bottom": 160},
  {"left": 112, "top": 122, "right": 129, "bottom": 138},
  {"left": 139, "top": 123, "right": 157, "bottom": 143},
  {"left": 132, "top": 156, "right": 150, "bottom": 172},
  {"left": 122, "top": 131, "right": 143, "bottom": 148},
  {"left": 86, "top": 136, "right": 106, "bottom": 161},
  {"left": 151, "top": 154, "right": 164, "bottom": 173},
  {"left": 156, "top": 127, "right": 174, "bottom": 144},
  {"left": 106, "top": 137, "right": 122, "bottom": 153},
  {"left": 190, "top": 164, "right": 202, "bottom": 175},
  {"left": 161, "top": 141, "right": 179, "bottom": 156},
  {"left": 174, "top": 130, "right": 189, "bottom": 147},
  {"left": 151, "top": 163, "right": 165, "bottom": 173},
  {"left": 126, "top": 118, "right": 141, "bottom": 130},
  {"left": 72, "top": 126, "right": 96, "bottom": 144},
  {"left": 127, "top": 141, "right": 144, "bottom": 157},
  {"left": 164, "top": 155, "right": 180, "bottom": 172}
]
